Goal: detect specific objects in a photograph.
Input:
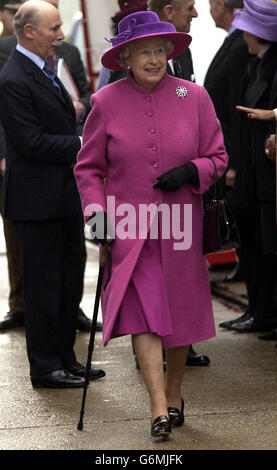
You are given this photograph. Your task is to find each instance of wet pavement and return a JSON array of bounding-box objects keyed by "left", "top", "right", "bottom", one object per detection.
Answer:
[{"left": 0, "top": 230, "right": 277, "bottom": 452}]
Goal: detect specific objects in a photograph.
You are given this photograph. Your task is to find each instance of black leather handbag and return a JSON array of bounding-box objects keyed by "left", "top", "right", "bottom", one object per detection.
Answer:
[{"left": 203, "top": 160, "right": 241, "bottom": 255}]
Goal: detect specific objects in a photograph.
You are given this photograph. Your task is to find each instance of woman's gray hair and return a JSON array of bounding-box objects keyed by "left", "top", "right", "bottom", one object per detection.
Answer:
[
  {"left": 14, "top": 6, "right": 40, "bottom": 38},
  {"left": 117, "top": 37, "right": 174, "bottom": 69}
]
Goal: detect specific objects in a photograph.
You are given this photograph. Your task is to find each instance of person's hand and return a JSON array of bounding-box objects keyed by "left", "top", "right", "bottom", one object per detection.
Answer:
[
  {"left": 0, "top": 158, "right": 6, "bottom": 175},
  {"left": 73, "top": 100, "right": 85, "bottom": 123},
  {"left": 265, "top": 134, "right": 276, "bottom": 162},
  {"left": 236, "top": 106, "right": 275, "bottom": 121},
  {"left": 225, "top": 168, "right": 236, "bottom": 188},
  {"left": 153, "top": 162, "right": 198, "bottom": 191}
]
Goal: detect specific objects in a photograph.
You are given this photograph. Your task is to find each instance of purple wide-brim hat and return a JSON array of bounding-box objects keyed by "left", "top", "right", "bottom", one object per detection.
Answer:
[
  {"left": 101, "top": 11, "right": 192, "bottom": 71},
  {"left": 232, "top": 0, "right": 277, "bottom": 42}
]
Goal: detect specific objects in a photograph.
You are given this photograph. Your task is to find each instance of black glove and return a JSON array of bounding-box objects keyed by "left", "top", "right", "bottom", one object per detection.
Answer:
[
  {"left": 153, "top": 162, "right": 199, "bottom": 192},
  {"left": 88, "top": 212, "right": 109, "bottom": 245}
]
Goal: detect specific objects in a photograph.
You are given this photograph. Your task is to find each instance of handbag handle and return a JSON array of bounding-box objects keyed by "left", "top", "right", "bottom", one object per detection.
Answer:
[{"left": 210, "top": 159, "right": 223, "bottom": 201}]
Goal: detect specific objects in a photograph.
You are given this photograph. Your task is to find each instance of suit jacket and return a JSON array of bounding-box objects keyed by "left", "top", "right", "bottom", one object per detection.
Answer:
[
  {"left": 0, "top": 35, "right": 91, "bottom": 130},
  {"left": 228, "top": 45, "right": 277, "bottom": 212},
  {"left": 0, "top": 49, "right": 81, "bottom": 220},
  {"left": 204, "top": 29, "right": 250, "bottom": 157},
  {"left": 167, "top": 48, "right": 194, "bottom": 82},
  {"left": 56, "top": 42, "right": 91, "bottom": 125}
]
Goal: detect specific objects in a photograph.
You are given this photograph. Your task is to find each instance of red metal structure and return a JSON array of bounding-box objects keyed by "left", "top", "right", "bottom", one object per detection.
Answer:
[{"left": 79, "top": 0, "right": 97, "bottom": 92}]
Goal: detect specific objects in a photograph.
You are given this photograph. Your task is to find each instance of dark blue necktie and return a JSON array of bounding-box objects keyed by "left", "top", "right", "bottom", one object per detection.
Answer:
[
  {"left": 43, "top": 61, "right": 62, "bottom": 95},
  {"left": 173, "top": 58, "right": 183, "bottom": 78}
]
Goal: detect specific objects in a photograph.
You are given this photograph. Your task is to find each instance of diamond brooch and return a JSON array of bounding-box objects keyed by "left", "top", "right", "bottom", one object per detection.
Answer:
[{"left": 176, "top": 85, "right": 188, "bottom": 99}]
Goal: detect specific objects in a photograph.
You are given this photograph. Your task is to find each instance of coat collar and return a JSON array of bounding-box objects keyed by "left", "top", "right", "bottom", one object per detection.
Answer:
[
  {"left": 245, "top": 45, "right": 277, "bottom": 108},
  {"left": 205, "top": 29, "right": 243, "bottom": 77},
  {"left": 125, "top": 71, "right": 174, "bottom": 95}
]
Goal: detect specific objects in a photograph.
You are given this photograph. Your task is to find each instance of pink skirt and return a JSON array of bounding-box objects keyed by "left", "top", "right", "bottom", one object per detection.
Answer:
[{"left": 110, "top": 235, "right": 174, "bottom": 344}]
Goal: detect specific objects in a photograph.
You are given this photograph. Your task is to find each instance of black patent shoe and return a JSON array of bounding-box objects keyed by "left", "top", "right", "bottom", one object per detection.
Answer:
[
  {"left": 186, "top": 345, "right": 210, "bottom": 366},
  {"left": 0, "top": 310, "right": 25, "bottom": 330},
  {"left": 151, "top": 415, "right": 171, "bottom": 439},
  {"left": 77, "top": 309, "right": 103, "bottom": 332},
  {"left": 66, "top": 361, "right": 105, "bottom": 380},
  {"left": 31, "top": 369, "right": 85, "bottom": 389},
  {"left": 168, "top": 398, "right": 185, "bottom": 428},
  {"left": 219, "top": 311, "right": 251, "bottom": 330}
]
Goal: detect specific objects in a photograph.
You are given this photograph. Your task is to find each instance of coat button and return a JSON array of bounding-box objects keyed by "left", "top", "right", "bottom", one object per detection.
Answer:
[
  {"left": 147, "top": 112, "right": 153, "bottom": 117},
  {"left": 152, "top": 146, "right": 158, "bottom": 151},
  {"left": 149, "top": 128, "right": 156, "bottom": 134},
  {"left": 153, "top": 162, "right": 159, "bottom": 168}
]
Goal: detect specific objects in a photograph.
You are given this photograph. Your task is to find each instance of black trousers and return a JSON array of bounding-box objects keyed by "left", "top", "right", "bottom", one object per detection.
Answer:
[
  {"left": 234, "top": 203, "right": 277, "bottom": 321},
  {"left": 15, "top": 213, "right": 84, "bottom": 376},
  {"left": 0, "top": 174, "right": 24, "bottom": 312}
]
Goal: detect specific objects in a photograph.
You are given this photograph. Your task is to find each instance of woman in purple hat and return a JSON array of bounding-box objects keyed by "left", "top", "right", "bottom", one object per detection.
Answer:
[
  {"left": 74, "top": 11, "right": 228, "bottom": 439},
  {"left": 224, "top": 0, "right": 277, "bottom": 335}
]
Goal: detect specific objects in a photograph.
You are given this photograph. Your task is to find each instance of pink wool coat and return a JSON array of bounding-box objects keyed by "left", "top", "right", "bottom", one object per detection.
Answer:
[{"left": 74, "top": 73, "right": 228, "bottom": 347}]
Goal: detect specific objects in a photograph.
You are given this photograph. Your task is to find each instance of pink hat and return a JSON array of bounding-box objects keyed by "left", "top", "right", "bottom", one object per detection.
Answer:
[{"left": 102, "top": 11, "right": 192, "bottom": 71}]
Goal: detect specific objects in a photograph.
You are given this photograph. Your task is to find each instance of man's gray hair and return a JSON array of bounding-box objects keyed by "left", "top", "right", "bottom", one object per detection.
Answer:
[
  {"left": 147, "top": 0, "right": 184, "bottom": 14},
  {"left": 214, "top": 0, "right": 243, "bottom": 9},
  {"left": 14, "top": 6, "right": 40, "bottom": 37}
]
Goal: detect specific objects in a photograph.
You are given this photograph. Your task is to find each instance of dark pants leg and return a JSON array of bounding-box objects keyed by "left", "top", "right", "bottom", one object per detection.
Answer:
[
  {"left": 235, "top": 204, "right": 277, "bottom": 321},
  {"left": 15, "top": 214, "right": 84, "bottom": 376},
  {"left": 254, "top": 253, "right": 277, "bottom": 321},
  {"left": 234, "top": 207, "right": 258, "bottom": 315},
  {"left": 0, "top": 174, "right": 24, "bottom": 312}
]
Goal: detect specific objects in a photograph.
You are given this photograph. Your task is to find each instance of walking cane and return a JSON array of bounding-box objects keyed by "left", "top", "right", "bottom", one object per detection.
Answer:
[{"left": 77, "top": 238, "right": 112, "bottom": 431}]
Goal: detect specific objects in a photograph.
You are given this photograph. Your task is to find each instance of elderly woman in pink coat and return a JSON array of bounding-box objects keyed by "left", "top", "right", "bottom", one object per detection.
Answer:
[{"left": 74, "top": 11, "right": 228, "bottom": 439}]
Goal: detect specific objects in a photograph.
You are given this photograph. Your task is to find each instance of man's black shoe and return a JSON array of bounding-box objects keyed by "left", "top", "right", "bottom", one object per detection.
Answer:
[
  {"left": 77, "top": 308, "right": 102, "bottom": 332},
  {"left": 0, "top": 310, "right": 25, "bottom": 331},
  {"left": 31, "top": 369, "right": 85, "bottom": 388},
  {"left": 66, "top": 361, "right": 105, "bottom": 380},
  {"left": 186, "top": 345, "right": 210, "bottom": 366},
  {"left": 219, "top": 311, "right": 251, "bottom": 330},
  {"left": 231, "top": 317, "right": 277, "bottom": 333}
]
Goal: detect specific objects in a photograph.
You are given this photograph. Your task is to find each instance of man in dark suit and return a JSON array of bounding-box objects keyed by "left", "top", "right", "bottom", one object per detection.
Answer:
[
  {"left": 225, "top": 35, "right": 277, "bottom": 334},
  {"left": 0, "top": 1, "right": 25, "bottom": 330},
  {"left": 148, "top": 0, "right": 196, "bottom": 81},
  {"left": 0, "top": 0, "right": 97, "bottom": 333},
  {"left": 204, "top": 0, "right": 248, "bottom": 162},
  {"left": 204, "top": 1, "right": 258, "bottom": 332},
  {"left": 0, "top": 0, "right": 105, "bottom": 387}
]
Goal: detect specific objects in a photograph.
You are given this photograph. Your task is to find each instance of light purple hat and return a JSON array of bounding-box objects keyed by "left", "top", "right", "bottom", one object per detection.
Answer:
[
  {"left": 101, "top": 11, "right": 192, "bottom": 71},
  {"left": 232, "top": 0, "right": 277, "bottom": 42}
]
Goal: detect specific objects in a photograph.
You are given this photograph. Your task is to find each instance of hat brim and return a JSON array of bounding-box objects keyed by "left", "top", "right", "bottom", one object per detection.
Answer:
[
  {"left": 3, "top": 4, "right": 21, "bottom": 9},
  {"left": 101, "top": 32, "right": 192, "bottom": 71},
  {"left": 233, "top": 9, "right": 277, "bottom": 42}
]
